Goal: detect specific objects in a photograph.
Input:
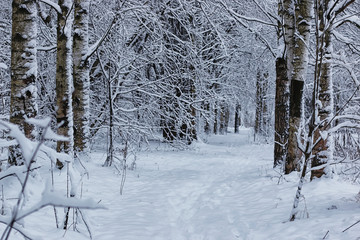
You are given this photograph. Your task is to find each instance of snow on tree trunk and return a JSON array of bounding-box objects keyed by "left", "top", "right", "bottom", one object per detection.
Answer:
[
  {"left": 255, "top": 70, "right": 269, "bottom": 141},
  {"left": 311, "top": 0, "right": 334, "bottom": 179},
  {"left": 273, "top": 0, "right": 292, "bottom": 168},
  {"left": 285, "top": 0, "right": 313, "bottom": 174},
  {"left": 9, "top": 0, "right": 38, "bottom": 165},
  {"left": 72, "top": 0, "right": 90, "bottom": 158},
  {"left": 274, "top": 57, "right": 290, "bottom": 168},
  {"left": 56, "top": 0, "right": 74, "bottom": 168},
  {"left": 282, "top": 0, "right": 295, "bottom": 80}
]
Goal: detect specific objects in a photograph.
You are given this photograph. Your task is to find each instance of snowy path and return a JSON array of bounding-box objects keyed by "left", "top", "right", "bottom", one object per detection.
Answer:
[
  {"left": 86, "top": 132, "right": 279, "bottom": 240},
  {"left": 33, "top": 130, "right": 359, "bottom": 240},
  {"left": 82, "top": 132, "right": 283, "bottom": 240}
]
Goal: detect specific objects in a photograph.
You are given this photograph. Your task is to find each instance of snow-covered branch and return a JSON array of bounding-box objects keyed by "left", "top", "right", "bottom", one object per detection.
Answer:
[
  {"left": 219, "top": 2, "right": 276, "bottom": 58},
  {"left": 218, "top": 1, "right": 277, "bottom": 27},
  {"left": 16, "top": 190, "right": 104, "bottom": 221},
  {"left": 83, "top": 17, "right": 117, "bottom": 64},
  {"left": 37, "top": 45, "right": 57, "bottom": 51},
  {"left": 38, "top": 0, "right": 61, "bottom": 14}
]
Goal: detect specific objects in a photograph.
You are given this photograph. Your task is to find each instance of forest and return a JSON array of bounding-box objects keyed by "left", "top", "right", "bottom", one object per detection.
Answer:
[{"left": 0, "top": 0, "right": 360, "bottom": 239}]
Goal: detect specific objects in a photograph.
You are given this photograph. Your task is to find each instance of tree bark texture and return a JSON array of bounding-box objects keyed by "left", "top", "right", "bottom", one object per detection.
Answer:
[
  {"left": 311, "top": 0, "right": 334, "bottom": 179},
  {"left": 72, "top": 0, "right": 90, "bottom": 156},
  {"left": 281, "top": 0, "right": 295, "bottom": 79},
  {"left": 285, "top": 0, "right": 313, "bottom": 174},
  {"left": 274, "top": 57, "right": 290, "bottom": 168},
  {"left": 9, "top": 0, "right": 38, "bottom": 165},
  {"left": 255, "top": 70, "right": 269, "bottom": 141},
  {"left": 56, "top": 0, "right": 74, "bottom": 168}
]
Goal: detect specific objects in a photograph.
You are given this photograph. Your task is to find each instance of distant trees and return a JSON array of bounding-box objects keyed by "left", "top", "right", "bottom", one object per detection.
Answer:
[
  {"left": 1, "top": 0, "right": 360, "bottom": 232},
  {"left": 2, "top": 0, "right": 358, "bottom": 180},
  {"left": 2, "top": 0, "right": 271, "bottom": 166},
  {"left": 158, "top": 0, "right": 197, "bottom": 144}
]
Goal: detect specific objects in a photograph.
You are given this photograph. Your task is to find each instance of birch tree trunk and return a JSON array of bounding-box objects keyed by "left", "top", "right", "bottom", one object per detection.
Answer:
[
  {"left": 9, "top": 0, "right": 38, "bottom": 165},
  {"left": 255, "top": 70, "right": 269, "bottom": 141},
  {"left": 273, "top": 0, "right": 292, "bottom": 168},
  {"left": 285, "top": 0, "right": 313, "bottom": 174},
  {"left": 274, "top": 57, "right": 290, "bottom": 167},
  {"left": 56, "top": 0, "right": 74, "bottom": 168},
  {"left": 311, "top": 0, "right": 333, "bottom": 179},
  {"left": 72, "top": 0, "right": 90, "bottom": 158},
  {"left": 282, "top": 0, "right": 295, "bottom": 79}
]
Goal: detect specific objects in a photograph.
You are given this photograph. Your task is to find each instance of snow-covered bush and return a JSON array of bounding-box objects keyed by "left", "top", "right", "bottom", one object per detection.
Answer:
[{"left": 0, "top": 118, "right": 102, "bottom": 239}]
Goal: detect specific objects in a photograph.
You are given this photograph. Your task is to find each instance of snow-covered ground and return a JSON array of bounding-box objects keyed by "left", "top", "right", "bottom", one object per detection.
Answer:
[{"left": 4, "top": 129, "right": 360, "bottom": 239}]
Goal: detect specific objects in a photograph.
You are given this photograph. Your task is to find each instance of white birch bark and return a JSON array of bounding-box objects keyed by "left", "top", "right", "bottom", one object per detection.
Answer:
[
  {"left": 56, "top": 0, "right": 74, "bottom": 167},
  {"left": 274, "top": 0, "right": 292, "bottom": 168},
  {"left": 72, "top": 0, "right": 90, "bottom": 158},
  {"left": 282, "top": 0, "right": 295, "bottom": 78},
  {"left": 285, "top": 0, "right": 313, "bottom": 174},
  {"left": 311, "top": 0, "right": 334, "bottom": 179},
  {"left": 9, "top": 0, "right": 38, "bottom": 165}
]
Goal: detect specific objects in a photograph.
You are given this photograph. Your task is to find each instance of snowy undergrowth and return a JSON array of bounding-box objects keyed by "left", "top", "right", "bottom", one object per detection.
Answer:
[
  {"left": 2, "top": 128, "right": 360, "bottom": 239},
  {"left": 0, "top": 119, "right": 103, "bottom": 240}
]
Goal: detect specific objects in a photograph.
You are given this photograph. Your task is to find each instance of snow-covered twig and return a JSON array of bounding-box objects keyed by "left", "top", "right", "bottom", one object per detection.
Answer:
[
  {"left": 217, "top": 1, "right": 276, "bottom": 58},
  {"left": 342, "top": 219, "right": 360, "bottom": 232},
  {"left": 0, "top": 119, "right": 103, "bottom": 239},
  {"left": 38, "top": 0, "right": 61, "bottom": 14},
  {"left": 0, "top": 119, "right": 51, "bottom": 240}
]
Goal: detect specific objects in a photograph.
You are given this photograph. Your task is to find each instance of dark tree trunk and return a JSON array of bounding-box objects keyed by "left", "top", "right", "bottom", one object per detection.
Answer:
[
  {"left": 285, "top": 79, "right": 304, "bottom": 174},
  {"left": 219, "top": 103, "right": 229, "bottom": 135},
  {"left": 274, "top": 57, "right": 290, "bottom": 168},
  {"left": 234, "top": 105, "right": 241, "bottom": 133},
  {"left": 103, "top": 70, "right": 114, "bottom": 167},
  {"left": 213, "top": 107, "right": 218, "bottom": 134}
]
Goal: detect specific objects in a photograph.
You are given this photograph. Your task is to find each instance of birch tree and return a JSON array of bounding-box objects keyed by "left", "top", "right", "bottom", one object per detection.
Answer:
[
  {"left": 9, "top": 0, "right": 38, "bottom": 165},
  {"left": 56, "top": 0, "right": 74, "bottom": 168},
  {"left": 255, "top": 70, "right": 270, "bottom": 141},
  {"left": 273, "top": 0, "right": 291, "bottom": 168},
  {"left": 285, "top": 0, "right": 313, "bottom": 174},
  {"left": 311, "top": 0, "right": 333, "bottom": 179},
  {"left": 72, "top": 0, "right": 90, "bottom": 158},
  {"left": 311, "top": 0, "right": 355, "bottom": 179}
]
